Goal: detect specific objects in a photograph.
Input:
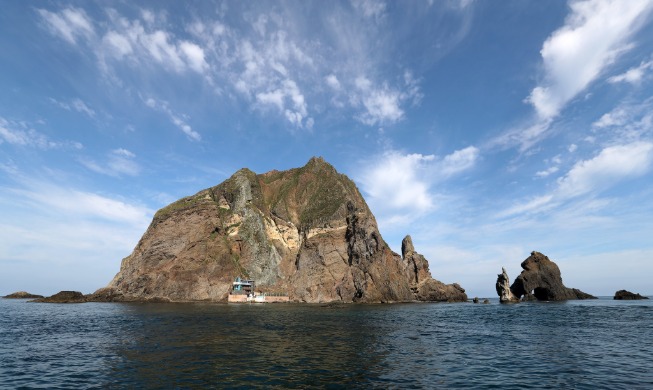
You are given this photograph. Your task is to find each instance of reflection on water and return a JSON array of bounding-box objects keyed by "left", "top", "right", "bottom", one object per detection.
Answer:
[{"left": 1, "top": 298, "right": 652, "bottom": 388}]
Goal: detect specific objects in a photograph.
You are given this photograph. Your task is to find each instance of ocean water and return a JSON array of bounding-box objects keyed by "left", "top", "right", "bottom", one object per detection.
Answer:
[{"left": 1, "top": 298, "right": 652, "bottom": 389}]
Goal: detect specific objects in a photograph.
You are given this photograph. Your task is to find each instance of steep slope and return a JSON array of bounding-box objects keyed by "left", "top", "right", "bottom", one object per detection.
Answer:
[{"left": 93, "top": 157, "right": 466, "bottom": 303}]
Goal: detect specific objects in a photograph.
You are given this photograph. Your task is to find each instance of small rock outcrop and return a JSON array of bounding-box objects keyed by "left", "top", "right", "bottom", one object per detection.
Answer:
[
  {"left": 496, "top": 267, "right": 519, "bottom": 303},
  {"left": 496, "top": 251, "right": 596, "bottom": 302},
  {"left": 614, "top": 290, "right": 649, "bottom": 300},
  {"left": 3, "top": 291, "right": 44, "bottom": 299},
  {"left": 32, "top": 291, "right": 87, "bottom": 303}
]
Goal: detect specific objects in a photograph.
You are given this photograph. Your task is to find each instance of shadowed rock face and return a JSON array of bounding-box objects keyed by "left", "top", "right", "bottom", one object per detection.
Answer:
[
  {"left": 614, "top": 290, "right": 649, "bottom": 300},
  {"left": 497, "top": 251, "right": 596, "bottom": 302},
  {"left": 93, "top": 157, "right": 466, "bottom": 303}
]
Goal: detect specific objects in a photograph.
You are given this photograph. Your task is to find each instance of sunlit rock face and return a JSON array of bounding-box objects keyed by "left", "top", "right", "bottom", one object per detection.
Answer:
[{"left": 94, "top": 157, "right": 467, "bottom": 303}]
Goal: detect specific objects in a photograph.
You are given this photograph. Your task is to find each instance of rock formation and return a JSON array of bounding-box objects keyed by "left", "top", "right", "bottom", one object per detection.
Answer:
[
  {"left": 614, "top": 290, "right": 649, "bottom": 300},
  {"left": 92, "top": 157, "right": 466, "bottom": 303},
  {"left": 3, "top": 291, "right": 44, "bottom": 299},
  {"left": 496, "top": 268, "right": 519, "bottom": 303},
  {"left": 496, "top": 251, "right": 596, "bottom": 302},
  {"left": 32, "top": 291, "right": 87, "bottom": 303}
]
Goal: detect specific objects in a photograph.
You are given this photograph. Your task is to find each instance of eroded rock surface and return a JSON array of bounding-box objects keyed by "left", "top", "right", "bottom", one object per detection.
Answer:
[
  {"left": 93, "top": 157, "right": 467, "bottom": 303},
  {"left": 496, "top": 268, "right": 519, "bottom": 303},
  {"left": 496, "top": 251, "right": 596, "bottom": 302}
]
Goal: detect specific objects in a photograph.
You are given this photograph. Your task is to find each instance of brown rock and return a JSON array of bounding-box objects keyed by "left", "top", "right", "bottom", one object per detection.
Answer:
[
  {"left": 98, "top": 157, "right": 468, "bottom": 303},
  {"left": 3, "top": 291, "right": 44, "bottom": 299},
  {"left": 32, "top": 291, "right": 87, "bottom": 303}
]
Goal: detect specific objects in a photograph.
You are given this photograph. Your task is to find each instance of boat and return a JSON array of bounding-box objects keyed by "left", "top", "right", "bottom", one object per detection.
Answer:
[{"left": 227, "top": 277, "right": 289, "bottom": 303}]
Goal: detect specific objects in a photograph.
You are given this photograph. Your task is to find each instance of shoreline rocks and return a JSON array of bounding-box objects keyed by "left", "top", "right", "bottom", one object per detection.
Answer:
[{"left": 614, "top": 290, "right": 649, "bottom": 300}]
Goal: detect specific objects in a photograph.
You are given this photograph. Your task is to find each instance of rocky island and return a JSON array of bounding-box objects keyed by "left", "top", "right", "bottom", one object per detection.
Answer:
[
  {"left": 614, "top": 290, "right": 649, "bottom": 300},
  {"left": 3, "top": 291, "right": 44, "bottom": 299},
  {"left": 88, "top": 157, "right": 467, "bottom": 304},
  {"left": 496, "top": 251, "right": 596, "bottom": 303}
]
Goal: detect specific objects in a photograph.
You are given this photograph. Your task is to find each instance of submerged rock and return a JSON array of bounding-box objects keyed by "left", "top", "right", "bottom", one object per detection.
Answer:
[
  {"left": 32, "top": 291, "right": 87, "bottom": 303},
  {"left": 614, "top": 290, "right": 649, "bottom": 300},
  {"left": 3, "top": 291, "right": 44, "bottom": 299},
  {"left": 496, "top": 251, "right": 596, "bottom": 303}
]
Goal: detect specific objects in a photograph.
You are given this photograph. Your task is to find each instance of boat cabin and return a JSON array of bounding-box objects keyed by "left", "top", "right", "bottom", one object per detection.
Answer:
[{"left": 231, "top": 277, "right": 255, "bottom": 295}]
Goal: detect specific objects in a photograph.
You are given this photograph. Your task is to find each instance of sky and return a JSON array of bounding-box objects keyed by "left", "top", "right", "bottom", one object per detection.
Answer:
[{"left": 1, "top": 0, "right": 653, "bottom": 298}]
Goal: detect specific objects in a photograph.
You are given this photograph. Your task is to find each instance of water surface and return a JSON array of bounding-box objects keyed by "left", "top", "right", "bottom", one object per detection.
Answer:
[{"left": 1, "top": 298, "right": 652, "bottom": 388}]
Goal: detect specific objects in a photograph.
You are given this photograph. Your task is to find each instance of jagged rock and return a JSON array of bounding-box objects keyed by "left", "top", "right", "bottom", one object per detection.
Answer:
[
  {"left": 614, "top": 290, "right": 649, "bottom": 300},
  {"left": 399, "top": 235, "right": 467, "bottom": 302},
  {"left": 93, "top": 157, "right": 467, "bottom": 303},
  {"left": 3, "top": 291, "right": 44, "bottom": 299},
  {"left": 496, "top": 267, "right": 519, "bottom": 303},
  {"left": 32, "top": 291, "right": 87, "bottom": 303},
  {"left": 401, "top": 235, "right": 431, "bottom": 284},
  {"left": 473, "top": 297, "right": 479, "bottom": 303},
  {"left": 483, "top": 299, "right": 490, "bottom": 304},
  {"left": 497, "top": 252, "right": 596, "bottom": 302}
]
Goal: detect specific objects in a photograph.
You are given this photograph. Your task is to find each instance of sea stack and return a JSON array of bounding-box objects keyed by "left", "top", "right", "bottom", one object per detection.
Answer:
[
  {"left": 496, "top": 251, "right": 596, "bottom": 302},
  {"left": 91, "top": 157, "right": 467, "bottom": 303}
]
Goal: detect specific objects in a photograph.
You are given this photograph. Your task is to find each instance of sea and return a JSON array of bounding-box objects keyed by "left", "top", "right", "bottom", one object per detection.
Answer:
[{"left": 1, "top": 297, "right": 652, "bottom": 389}]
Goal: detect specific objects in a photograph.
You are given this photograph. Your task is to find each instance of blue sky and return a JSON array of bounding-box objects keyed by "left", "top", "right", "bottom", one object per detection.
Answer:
[{"left": 2, "top": 0, "right": 653, "bottom": 297}]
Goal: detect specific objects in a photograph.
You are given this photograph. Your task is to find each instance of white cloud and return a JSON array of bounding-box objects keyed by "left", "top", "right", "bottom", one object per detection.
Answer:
[
  {"left": 440, "top": 146, "right": 479, "bottom": 176},
  {"left": 143, "top": 98, "right": 201, "bottom": 141},
  {"left": 568, "top": 143, "right": 578, "bottom": 153},
  {"left": 325, "top": 74, "right": 341, "bottom": 90},
  {"left": 180, "top": 41, "right": 208, "bottom": 73},
  {"left": 353, "top": 75, "right": 421, "bottom": 126},
  {"left": 592, "top": 98, "right": 653, "bottom": 142},
  {"left": 80, "top": 148, "right": 141, "bottom": 177},
  {"left": 255, "top": 79, "right": 310, "bottom": 128},
  {"left": 499, "top": 141, "right": 653, "bottom": 218},
  {"left": 0, "top": 117, "right": 82, "bottom": 150},
  {"left": 358, "top": 87, "right": 404, "bottom": 125},
  {"left": 557, "top": 141, "right": 653, "bottom": 197},
  {"left": 608, "top": 60, "right": 653, "bottom": 85},
  {"left": 359, "top": 151, "right": 435, "bottom": 213},
  {"left": 536, "top": 166, "right": 560, "bottom": 178},
  {"left": 593, "top": 107, "right": 629, "bottom": 128},
  {"left": 38, "top": 7, "right": 94, "bottom": 45},
  {"left": 357, "top": 146, "right": 479, "bottom": 227},
  {"left": 51, "top": 98, "right": 96, "bottom": 118},
  {"left": 103, "top": 31, "right": 133, "bottom": 58},
  {"left": 527, "top": 0, "right": 653, "bottom": 119},
  {"left": 352, "top": 0, "right": 387, "bottom": 19},
  {"left": 488, "top": 118, "right": 553, "bottom": 152}
]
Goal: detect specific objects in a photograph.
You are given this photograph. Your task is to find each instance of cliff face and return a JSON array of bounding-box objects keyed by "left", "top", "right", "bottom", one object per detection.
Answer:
[{"left": 98, "top": 157, "right": 466, "bottom": 303}]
